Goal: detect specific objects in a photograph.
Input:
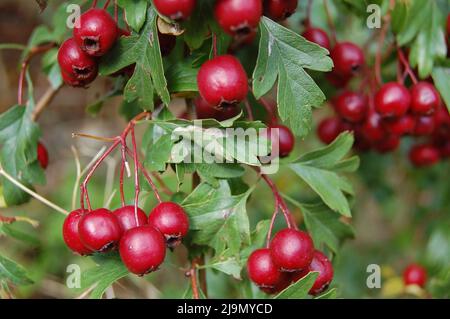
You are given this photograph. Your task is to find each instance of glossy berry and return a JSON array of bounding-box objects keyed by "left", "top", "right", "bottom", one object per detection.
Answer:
[
  {"left": 413, "top": 115, "right": 435, "bottom": 136},
  {"left": 264, "top": 0, "right": 298, "bottom": 21},
  {"left": 375, "top": 82, "right": 411, "bottom": 118},
  {"left": 260, "top": 273, "right": 292, "bottom": 294},
  {"left": 78, "top": 208, "right": 123, "bottom": 252},
  {"left": 409, "top": 144, "right": 440, "bottom": 167},
  {"left": 362, "top": 110, "right": 385, "bottom": 142},
  {"left": 148, "top": 202, "right": 189, "bottom": 248},
  {"left": 197, "top": 55, "right": 248, "bottom": 108},
  {"left": 214, "top": 0, "right": 263, "bottom": 36},
  {"left": 37, "top": 142, "right": 49, "bottom": 169},
  {"left": 403, "top": 264, "right": 427, "bottom": 288},
  {"left": 301, "top": 27, "right": 330, "bottom": 50},
  {"left": 194, "top": 96, "right": 241, "bottom": 121},
  {"left": 410, "top": 82, "right": 440, "bottom": 115},
  {"left": 270, "top": 229, "right": 314, "bottom": 272},
  {"left": 374, "top": 134, "right": 400, "bottom": 153},
  {"left": 73, "top": 8, "right": 118, "bottom": 57},
  {"left": 119, "top": 225, "right": 166, "bottom": 275},
  {"left": 334, "top": 91, "right": 367, "bottom": 123},
  {"left": 383, "top": 114, "right": 415, "bottom": 136},
  {"left": 58, "top": 38, "right": 98, "bottom": 87},
  {"left": 265, "top": 125, "right": 295, "bottom": 158},
  {"left": 113, "top": 205, "right": 148, "bottom": 232},
  {"left": 153, "top": 0, "right": 196, "bottom": 21},
  {"left": 330, "top": 42, "right": 365, "bottom": 78},
  {"left": 317, "top": 117, "right": 344, "bottom": 144},
  {"left": 62, "top": 209, "right": 92, "bottom": 256},
  {"left": 247, "top": 248, "right": 282, "bottom": 288}
]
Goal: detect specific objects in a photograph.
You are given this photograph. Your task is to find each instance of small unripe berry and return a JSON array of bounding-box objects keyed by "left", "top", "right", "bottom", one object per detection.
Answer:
[
  {"left": 375, "top": 82, "right": 411, "bottom": 118},
  {"left": 403, "top": 263, "right": 427, "bottom": 288},
  {"left": 62, "top": 209, "right": 93, "bottom": 256},
  {"left": 410, "top": 82, "right": 440, "bottom": 115},
  {"left": 37, "top": 142, "right": 49, "bottom": 169},
  {"left": 153, "top": 0, "right": 196, "bottom": 21},
  {"left": 214, "top": 0, "right": 263, "bottom": 36},
  {"left": 113, "top": 205, "right": 148, "bottom": 232},
  {"left": 264, "top": 0, "right": 298, "bottom": 21},
  {"left": 330, "top": 42, "right": 365, "bottom": 78},
  {"left": 301, "top": 27, "right": 330, "bottom": 50},
  {"left": 247, "top": 248, "right": 283, "bottom": 288}
]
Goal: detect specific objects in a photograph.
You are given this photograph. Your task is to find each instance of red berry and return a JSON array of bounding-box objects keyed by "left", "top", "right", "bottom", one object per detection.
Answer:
[
  {"left": 270, "top": 229, "right": 314, "bottom": 272},
  {"left": 62, "top": 209, "right": 93, "bottom": 256},
  {"left": 409, "top": 144, "right": 440, "bottom": 167},
  {"left": 374, "top": 134, "right": 400, "bottom": 154},
  {"left": 301, "top": 28, "right": 330, "bottom": 50},
  {"left": 330, "top": 42, "right": 365, "bottom": 78},
  {"left": 260, "top": 272, "right": 292, "bottom": 294},
  {"left": 403, "top": 263, "right": 427, "bottom": 288},
  {"left": 78, "top": 208, "right": 123, "bottom": 252},
  {"left": 194, "top": 96, "right": 241, "bottom": 121},
  {"left": 73, "top": 8, "right": 118, "bottom": 57},
  {"left": 353, "top": 127, "right": 372, "bottom": 152},
  {"left": 58, "top": 38, "right": 98, "bottom": 87},
  {"left": 265, "top": 124, "right": 295, "bottom": 158},
  {"left": 119, "top": 225, "right": 166, "bottom": 275},
  {"left": 438, "top": 140, "right": 450, "bottom": 158},
  {"left": 375, "top": 82, "right": 411, "bottom": 118},
  {"left": 362, "top": 110, "right": 386, "bottom": 142},
  {"left": 383, "top": 114, "right": 415, "bottom": 136},
  {"left": 37, "top": 142, "right": 49, "bottom": 169},
  {"left": 410, "top": 82, "right": 440, "bottom": 115},
  {"left": 214, "top": 0, "right": 263, "bottom": 36},
  {"left": 113, "top": 205, "right": 148, "bottom": 232},
  {"left": 413, "top": 115, "right": 435, "bottom": 136},
  {"left": 153, "top": 0, "right": 196, "bottom": 21},
  {"left": 317, "top": 117, "right": 344, "bottom": 144},
  {"left": 148, "top": 202, "right": 189, "bottom": 248},
  {"left": 264, "top": 0, "right": 298, "bottom": 21},
  {"left": 247, "top": 248, "right": 283, "bottom": 288},
  {"left": 334, "top": 91, "right": 367, "bottom": 123},
  {"left": 326, "top": 70, "right": 351, "bottom": 88},
  {"left": 215, "top": 104, "right": 241, "bottom": 121},
  {"left": 197, "top": 55, "right": 248, "bottom": 108}
]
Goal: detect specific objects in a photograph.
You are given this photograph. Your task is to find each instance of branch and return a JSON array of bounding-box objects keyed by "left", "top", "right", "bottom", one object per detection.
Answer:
[{"left": 31, "top": 84, "right": 63, "bottom": 121}]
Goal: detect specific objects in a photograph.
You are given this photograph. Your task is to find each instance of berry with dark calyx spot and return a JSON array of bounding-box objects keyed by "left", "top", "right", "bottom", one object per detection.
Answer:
[
  {"left": 78, "top": 208, "right": 123, "bottom": 252},
  {"left": 260, "top": 272, "right": 292, "bottom": 294},
  {"left": 409, "top": 144, "right": 440, "bottom": 167},
  {"left": 37, "top": 142, "right": 49, "bottom": 169},
  {"left": 301, "top": 27, "right": 331, "bottom": 50},
  {"left": 264, "top": 124, "right": 295, "bottom": 158},
  {"left": 214, "top": 0, "right": 263, "bottom": 36},
  {"left": 326, "top": 70, "right": 351, "bottom": 88},
  {"left": 410, "top": 82, "right": 440, "bottom": 115},
  {"left": 197, "top": 55, "right": 248, "bottom": 108},
  {"left": 403, "top": 263, "right": 427, "bottom": 288},
  {"left": 148, "top": 202, "right": 189, "bottom": 248},
  {"left": 383, "top": 114, "right": 415, "bottom": 136},
  {"left": 119, "top": 225, "right": 166, "bottom": 275},
  {"left": 334, "top": 91, "right": 367, "bottom": 123},
  {"left": 375, "top": 82, "right": 411, "bottom": 118},
  {"left": 194, "top": 96, "right": 217, "bottom": 119},
  {"left": 62, "top": 209, "right": 93, "bottom": 256},
  {"left": 374, "top": 134, "right": 400, "bottom": 154},
  {"left": 413, "top": 115, "right": 435, "bottom": 136},
  {"left": 264, "top": 0, "right": 298, "bottom": 21},
  {"left": 317, "top": 117, "right": 344, "bottom": 144},
  {"left": 330, "top": 42, "right": 365, "bottom": 78},
  {"left": 215, "top": 104, "right": 241, "bottom": 121},
  {"left": 73, "top": 8, "right": 118, "bottom": 57},
  {"left": 113, "top": 205, "right": 148, "bottom": 232},
  {"left": 58, "top": 38, "right": 98, "bottom": 87},
  {"left": 270, "top": 229, "right": 314, "bottom": 272},
  {"left": 153, "top": 0, "right": 196, "bottom": 21},
  {"left": 247, "top": 248, "right": 283, "bottom": 289}
]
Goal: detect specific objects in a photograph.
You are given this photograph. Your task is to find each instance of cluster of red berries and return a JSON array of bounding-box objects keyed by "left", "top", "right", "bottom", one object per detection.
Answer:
[
  {"left": 247, "top": 229, "right": 333, "bottom": 296},
  {"left": 403, "top": 263, "right": 427, "bottom": 288},
  {"left": 62, "top": 202, "right": 189, "bottom": 275}
]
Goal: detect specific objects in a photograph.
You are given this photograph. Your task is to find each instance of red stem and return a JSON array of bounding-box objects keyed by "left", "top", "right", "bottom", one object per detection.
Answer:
[
  {"left": 130, "top": 127, "right": 141, "bottom": 226},
  {"left": 103, "top": 0, "right": 111, "bottom": 9},
  {"left": 305, "top": 0, "right": 313, "bottom": 28},
  {"left": 114, "top": 0, "right": 118, "bottom": 23},
  {"left": 244, "top": 99, "right": 254, "bottom": 121},
  {"left": 92, "top": 0, "right": 98, "bottom": 8},
  {"left": 397, "top": 48, "right": 418, "bottom": 84},
  {"left": 212, "top": 33, "right": 218, "bottom": 58},
  {"left": 258, "top": 97, "right": 277, "bottom": 125},
  {"left": 119, "top": 137, "right": 127, "bottom": 207},
  {"left": 323, "top": 0, "right": 337, "bottom": 45},
  {"left": 190, "top": 262, "right": 200, "bottom": 299},
  {"left": 266, "top": 205, "right": 279, "bottom": 248}
]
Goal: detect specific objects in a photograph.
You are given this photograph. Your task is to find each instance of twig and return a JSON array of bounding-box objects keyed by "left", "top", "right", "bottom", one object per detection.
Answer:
[
  {"left": 189, "top": 261, "right": 200, "bottom": 299},
  {"left": 323, "top": 0, "right": 337, "bottom": 45},
  {"left": 31, "top": 84, "right": 63, "bottom": 121}
]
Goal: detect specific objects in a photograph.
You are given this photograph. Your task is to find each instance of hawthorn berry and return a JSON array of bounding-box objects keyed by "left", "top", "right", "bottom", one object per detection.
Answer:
[
  {"left": 215, "top": 104, "right": 241, "bottom": 121},
  {"left": 214, "top": 0, "right": 263, "bottom": 36},
  {"left": 153, "top": 0, "right": 196, "bottom": 21},
  {"left": 148, "top": 202, "right": 189, "bottom": 248},
  {"left": 247, "top": 248, "right": 282, "bottom": 288},
  {"left": 375, "top": 82, "right": 411, "bottom": 118},
  {"left": 113, "top": 205, "right": 148, "bottom": 232},
  {"left": 62, "top": 209, "right": 93, "bottom": 256},
  {"left": 264, "top": 0, "right": 298, "bottom": 21},
  {"left": 317, "top": 117, "right": 344, "bottom": 144},
  {"left": 330, "top": 42, "right": 365, "bottom": 78},
  {"left": 403, "top": 263, "right": 427, "bottom": 288},
  {"left": 383, "top": 114, "right": 415, "bottom": 136},
  {"left": 362, "top": 110, "right": 386, "bottom": 142},
  {"left": 409, "top": 144, "right": 440, "bottom": 167},
  {"left": 413, "top": 115, "right": 435, "bottom": 136},
  {"left": 194, "top": 96, "right": 241, "bottom": 121},
  {"left": 334, "top": 91, "right": 367, "bottom": 123},
  {"left": 58, "top": 38, "right": 98, "bottom": 87},
  {"left": 301, "top": 27, "right": 331, "bottom": 50},
  {"left": 197, "top": 55, "right": 248, "bottom": 108},
  {"left": 78, "top": 208, "right": 123, "bottom": 252},
  {"left": 410, "top": 82, "right": 440, "bottom": 115},
  {"left": 270, "top": 229, "right": 314, "bottom": 272},
  {"left": 374, "top": 134, "right": 400, "bottom": 154},
  {"left": 119, "top": 225, "right": 166, "bottom": 275},
  {"left": 265, "top": 124, "right": 295, "bottom": 158},
  {"left": 260, "top": 273, "right": 292, "bottom": 294},
  {"left": 326, "top": 70, "right": 351, "bottom": 88},
  {"left": 37, "top": 142, "right": 49, "bottom": 169},
  {"left": 73, "top": 8, "right": 118, "bottom": 57}
]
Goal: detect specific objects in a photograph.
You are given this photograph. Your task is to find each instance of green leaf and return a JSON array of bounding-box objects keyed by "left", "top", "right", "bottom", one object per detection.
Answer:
[
  {"left": 166, "top": 57, "right": 199, "bottom": 93},
  {"left": 117, "top": 0, "right": 148, "bottom": 32},
  {"left": 315, "top": 288, "right": 338, "bottom": 299},
  {"left": 432, "top": 66, "right": 450, "bottom": 112},
  {"left": 0, "top": 254, "right": 33, "bottom": 286},
  {"left": 0, "top": 224, "right": 40, "bottom": 246},
  {"left": 181, "top": 0, "right": 213, "bottom": 50},
  {"left": 274, "top": 272, "right": 318, "bottom": 299},
  {"left": 253, "top": 17, "right": 333, "bottom": 137}
]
